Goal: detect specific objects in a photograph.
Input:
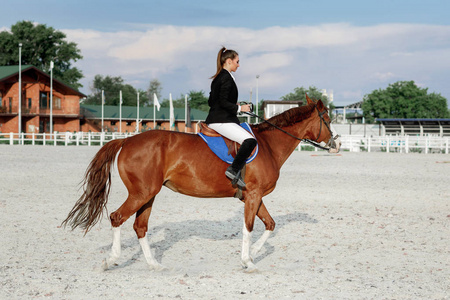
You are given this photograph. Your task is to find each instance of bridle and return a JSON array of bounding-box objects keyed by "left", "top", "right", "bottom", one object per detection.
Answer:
[
  {"left": 244, "top": 101, "right": 340, "bottom": 151},
  {"left": 313, "top": 104, "right": 340, "bottom": 150}
]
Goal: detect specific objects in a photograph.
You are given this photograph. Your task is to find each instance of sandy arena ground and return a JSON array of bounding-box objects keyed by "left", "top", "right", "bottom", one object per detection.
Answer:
[{"left": 0, "top": 145, "right": 449, "bottom": 299}]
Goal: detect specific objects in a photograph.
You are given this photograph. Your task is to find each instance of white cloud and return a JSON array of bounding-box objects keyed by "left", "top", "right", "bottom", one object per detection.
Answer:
[
  {"left": 373, "top": 72, "right": 396, "bottom": 81},
  {"left": 60, "top": 23, "right": 450, "bottom": 105}
]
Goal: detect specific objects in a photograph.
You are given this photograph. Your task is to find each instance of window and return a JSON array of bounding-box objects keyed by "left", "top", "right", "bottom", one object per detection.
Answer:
[
  {"left": 126, "top": 121, "right": 132, "bottom": 126},
  {"left": 54, "top": 97, "right": 61, "bottom": 109},
  {"left": 28, "top": 98, "right": 32, "bottom": 108},
  {"left": 110, "top": 121, "right": 116, "bottom": 126},
  {"left": 40, "top": 92, "right": 48, "bottom": 108}
]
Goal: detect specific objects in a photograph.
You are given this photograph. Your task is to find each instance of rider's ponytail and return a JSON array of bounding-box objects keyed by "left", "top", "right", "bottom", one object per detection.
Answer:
[{"left": 211, "top": 46, "right": 238, "bottom": 79}]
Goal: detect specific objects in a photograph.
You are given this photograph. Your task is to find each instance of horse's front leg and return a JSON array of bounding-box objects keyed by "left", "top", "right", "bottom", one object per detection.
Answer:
[
  {"left": 251, "top": 200, "right": 275, "bottom": 259},
  {"left": 241, "top": 196, "right": 262, "bottom": 272}
]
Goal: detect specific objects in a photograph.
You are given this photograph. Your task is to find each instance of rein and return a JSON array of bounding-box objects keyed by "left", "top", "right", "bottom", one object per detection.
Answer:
[{"left": 243, "top": 103, "right": 338, "bottom": 151}]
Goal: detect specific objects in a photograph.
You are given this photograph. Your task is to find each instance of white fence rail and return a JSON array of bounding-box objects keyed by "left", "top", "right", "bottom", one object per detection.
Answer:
[
  {"left": 1, "top": 132, "right": 449, "bottom": 154},
  {"left": 0, "top": 132, "right": 138, "bottom": 146},
  {"left": 299, "top": 135, "right": 450, "bottom": 154}
]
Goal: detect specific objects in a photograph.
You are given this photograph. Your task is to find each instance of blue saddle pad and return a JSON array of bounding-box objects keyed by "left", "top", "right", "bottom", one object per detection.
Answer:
[{"left": 198, "top": 123, "right": 258, "bottom": 164}]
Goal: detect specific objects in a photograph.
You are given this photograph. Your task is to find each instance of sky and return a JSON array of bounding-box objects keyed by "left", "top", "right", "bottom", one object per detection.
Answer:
[{"left": 1, "top": 0, "right": 450, "bottom": 107}]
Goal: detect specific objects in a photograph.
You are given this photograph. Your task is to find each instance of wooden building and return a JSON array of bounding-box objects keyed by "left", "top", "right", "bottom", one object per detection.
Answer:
[
  {"left": 0, "top": 65, "right": 86, "bottom": 134},
  {"left": 0, "top": 65, "right": 209, "bottom": 135}
]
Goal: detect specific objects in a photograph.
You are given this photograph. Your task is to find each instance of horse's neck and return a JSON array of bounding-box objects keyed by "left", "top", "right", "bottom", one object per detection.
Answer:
[{"left": 259, "top": 121, "right": 310, "bottom": 167}]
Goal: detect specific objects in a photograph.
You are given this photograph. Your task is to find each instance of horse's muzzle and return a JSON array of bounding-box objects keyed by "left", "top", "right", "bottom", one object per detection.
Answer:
[{"left": 327, "top": 135, "right": 341, "bottom": 153}]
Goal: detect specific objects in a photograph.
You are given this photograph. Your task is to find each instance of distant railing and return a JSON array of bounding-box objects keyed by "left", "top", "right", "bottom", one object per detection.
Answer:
[
  {"left": 0, "top": 106, "right": 78, "bottom": 115},
  {"left": 0, "top": 106, "right": 17, "bottom": 114},
  {"left": 1, "top": 132, "right": 449, "bottom": 154},
  {"left": 39, "top": 108, "right": 79, "bottom": 115},
  {"left": 0, "top": 132, "right": 138, "bottom": 146},
  {"left": 299, "top": 135, "right": 450, "bottom": 154}
]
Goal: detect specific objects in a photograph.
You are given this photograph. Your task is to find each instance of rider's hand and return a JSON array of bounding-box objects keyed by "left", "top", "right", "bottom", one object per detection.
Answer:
[{"left": 240, "top": 104, "right": 252, "bottom": 113}]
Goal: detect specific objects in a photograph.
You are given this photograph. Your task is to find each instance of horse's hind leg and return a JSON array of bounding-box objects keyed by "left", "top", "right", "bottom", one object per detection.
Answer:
[
  {"left": 102, "top": 226, "right": 122, "bottom": 270},
  {"left": 251, "top": 200, "right": 275, "bottom": 259},
  {"left": 133, "top": 197, "right": 166, "bottom": 271},
  {"left": 102, "top": 192, "right": 158, "bottom": 270}
]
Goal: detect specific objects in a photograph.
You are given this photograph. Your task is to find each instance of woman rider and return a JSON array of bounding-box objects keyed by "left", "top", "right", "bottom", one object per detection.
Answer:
[{"left": 205, "top": 47, "right": 257, "bottom": 189}]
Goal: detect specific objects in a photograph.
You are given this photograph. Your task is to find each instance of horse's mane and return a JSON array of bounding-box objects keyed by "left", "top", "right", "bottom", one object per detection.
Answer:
[{"left": 254, "top": 103, "right": 316, "bottom": 132}]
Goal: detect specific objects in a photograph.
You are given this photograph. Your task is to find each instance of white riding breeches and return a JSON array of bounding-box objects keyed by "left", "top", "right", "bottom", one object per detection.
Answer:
[{"left": 208, "top": 123, "right": 255, "bottom": 145}]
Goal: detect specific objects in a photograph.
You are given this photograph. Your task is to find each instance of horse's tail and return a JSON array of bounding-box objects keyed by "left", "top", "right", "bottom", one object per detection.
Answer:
[{"left": 62, "top": 138, "right": 126, "bottom": 234}]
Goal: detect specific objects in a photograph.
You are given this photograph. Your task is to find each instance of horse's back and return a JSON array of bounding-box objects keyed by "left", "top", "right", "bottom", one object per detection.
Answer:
[{"left": 117, "top": 130, "right": 236, "bottom": 198}]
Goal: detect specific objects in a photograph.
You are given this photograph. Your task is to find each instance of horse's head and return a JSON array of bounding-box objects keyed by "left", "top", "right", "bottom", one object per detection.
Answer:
[{"left": 306, "top": 94, "right": 341, "bottom": 153}]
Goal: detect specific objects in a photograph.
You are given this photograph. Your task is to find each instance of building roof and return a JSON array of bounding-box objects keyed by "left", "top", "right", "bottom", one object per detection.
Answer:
[
  {"left": 333, "top": 100, "right": 363, "bottom": 109},
  {"left": 81, "top": 104, "right": 208, "bottom": 121},
  {"left": 0, "top": 65, "right": 86, "bottom": 98},
  {"left": 0, "top": 65, "right": 33, "bottom": 79}
]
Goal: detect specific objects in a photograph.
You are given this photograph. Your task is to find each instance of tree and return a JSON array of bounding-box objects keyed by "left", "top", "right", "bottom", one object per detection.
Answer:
[
  {"left": 362, "top": 81, "right": 449, "bottom": 123},
  {"left": 160, "top": 94, "right": 185, "bottom": 108},
  {"left": 0, "top": 21, "right": 83, "bottom": 89},
  {"left": 158, "top": 90, "right": 209, "bottom": 111},
  {"left": 146, "top": 79, "right": 162, "bottom": 107},
  {"left": 84, "top": 75, "right": 139, "bottom": 106},
  {"left": 281, "top": 86, "right": 329, "bottom": 107},
  {"left": 187, "top": 90, "right": 209, "bottom": 112}
]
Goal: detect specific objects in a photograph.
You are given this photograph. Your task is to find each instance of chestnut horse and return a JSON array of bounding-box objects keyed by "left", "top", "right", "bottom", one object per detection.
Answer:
[{"left": 63, "top": 96, "right": 340, "bottom": 272}]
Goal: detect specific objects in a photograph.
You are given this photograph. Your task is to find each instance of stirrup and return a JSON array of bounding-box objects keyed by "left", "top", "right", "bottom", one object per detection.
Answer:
[{"left": 225, "top": 168, "right": 246, "bottom": 189}]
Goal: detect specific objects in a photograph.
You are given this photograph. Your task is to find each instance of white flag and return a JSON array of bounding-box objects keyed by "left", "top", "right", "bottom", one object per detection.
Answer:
[
  {"left": 153, "top": 93, "right": 161, "bottom": 111},
  {"left": 169, "top": 93, "right": 175, "bottom": 128}
]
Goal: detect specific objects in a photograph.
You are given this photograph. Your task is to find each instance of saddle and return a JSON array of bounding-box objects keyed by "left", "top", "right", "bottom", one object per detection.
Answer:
[{"left": 198, "top": 122, "right": 258, "bottom": 164}]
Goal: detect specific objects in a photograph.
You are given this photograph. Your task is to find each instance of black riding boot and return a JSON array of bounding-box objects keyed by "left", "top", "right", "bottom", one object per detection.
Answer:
[{"left": 225, "top": 138, "right": 257, "bottom": 188}]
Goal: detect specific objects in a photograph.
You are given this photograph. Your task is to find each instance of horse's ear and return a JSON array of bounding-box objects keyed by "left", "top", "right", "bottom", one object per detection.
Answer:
[
  {"left": 305, "top": 93, "right": 313, "bottom": 104},
  {"left": 316, "top": 99, "right": 324, "bottom": 110}
]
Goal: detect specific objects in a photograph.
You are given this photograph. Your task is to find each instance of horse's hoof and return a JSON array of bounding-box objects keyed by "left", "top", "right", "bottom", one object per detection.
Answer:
[
  {"left": 243, "top": 263, "right": 258, "bottom": 273},
  {"left": 149, "top": 263, "right": 167, "bottom": 272},
  {"left": 241, "top": 260, "right": 258, "bottom": 273},
  {"left": 101, "top": 259, "right": 109, "bottom": 271}
]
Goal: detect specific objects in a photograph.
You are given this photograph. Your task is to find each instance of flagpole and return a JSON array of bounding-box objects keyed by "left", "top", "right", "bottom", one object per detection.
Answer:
[
  {"left": 136, "top": 92, "right": 140, "bottom": 133},
  {"left": 169, "top": 93, "right": 174, "bottom": 131},
  {"left": 119, "top": 90, "right": 122, "bottom": 133},
  {"left": 185, "top": 94, "right": 187, "bottom": 132},
  {"left": 101, "top": 90, "right": 104, "bottom": 133},
  {"left": 153, "top": 93, "right": 160, "bottom": 129},
  {"left": 248, "top": 88, "right": 252, "bottom": 123},
  {"left": 50, "top": 61, "right": 53, "bottom": 135},
  {"left": 256, "top": 75, "right": 260, "bottom": 122},
  {"left": 18, "top": 43, "right": 22, "bottom": 134}
]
